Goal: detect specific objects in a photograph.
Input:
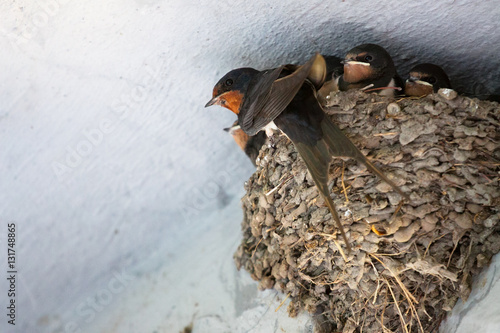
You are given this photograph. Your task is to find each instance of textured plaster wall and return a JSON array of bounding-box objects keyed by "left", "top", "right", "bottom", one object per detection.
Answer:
[{"left": 0, "top": 0, "right": 499, "bottom": 332}]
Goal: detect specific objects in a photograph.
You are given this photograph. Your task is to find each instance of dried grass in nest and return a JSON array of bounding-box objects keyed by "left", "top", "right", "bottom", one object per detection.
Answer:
[{"left": 233, "top": 90, "right": 500, "bottom": 333}]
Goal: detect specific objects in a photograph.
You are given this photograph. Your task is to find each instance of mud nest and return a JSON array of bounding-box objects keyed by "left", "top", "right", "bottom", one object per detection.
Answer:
[{"left": 233, "top": 90, "right": 500, "bottom": 333}]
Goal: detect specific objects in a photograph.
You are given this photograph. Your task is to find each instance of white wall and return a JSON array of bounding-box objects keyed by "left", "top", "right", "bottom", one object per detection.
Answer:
[{"left": 0, "top": 1, "right": 499, "bottom": 332}]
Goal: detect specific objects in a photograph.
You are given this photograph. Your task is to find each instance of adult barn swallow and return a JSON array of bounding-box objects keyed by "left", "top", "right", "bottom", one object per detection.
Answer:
[
  {"left": 405, "top": 63, "right": 451, "bottom": 97},
  {"left": 224, "top": 121, "right": 267, "bottom": 166},
  {"left": 338, "top": 43, "right": 403, "bottom": 97},
  {"left": 206, "top": 54, "right": 409, "bottom": 253}
]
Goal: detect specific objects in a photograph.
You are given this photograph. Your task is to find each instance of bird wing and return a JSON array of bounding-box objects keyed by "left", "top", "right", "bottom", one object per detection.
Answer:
[
  {"left": 320, "top": 115, "right": 410, "bottom": 201},
  {"left": 292, "top": 116, "right": 409, "bottom": 254},
  {"left": 294, "top": 140, "right": 352, "bottom": 253},
  {"left": 306, "top": 54, "right": 327, "bottom": 89},
  {"left": 240, "top": 54, "right": 325, "bottom": 136},
  {"left": 280, "top": 85, "right": 408, "bottom": 253}
]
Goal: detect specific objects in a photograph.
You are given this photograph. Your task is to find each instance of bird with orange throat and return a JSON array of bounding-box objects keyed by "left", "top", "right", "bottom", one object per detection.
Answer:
[
  {"left": 224, "top": 120, "right": 267, "bottom": 166},
  {"left": 338, "top": 43, "right": 403, "bottom": 97},
  {"left": 206, "top": 54, "right": 409, "bottom": 253},
  {"left": 405, "top": 63, "right": 451, "bottom": 97}
]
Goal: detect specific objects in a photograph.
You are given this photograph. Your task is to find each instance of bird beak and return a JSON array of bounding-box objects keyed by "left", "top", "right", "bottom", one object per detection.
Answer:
[
  {"left": 224, "top": 124, "right": 240, "bottom": 133},
  {"left": 407, "top": 77, "right": 432, "bottom": 87},
  {"left": 417, "top": 80, "right": 433, "bottom": 87},
  {"left": 205, "top": 96, "right": 219, "bottom": 107},
  {"left": 344, "top": 60, "right": 370, "bottom": 66},
  {"left": 410, "top": 79, "right": 433, "bottom": 87},
  {"left": 340, "top": 56, "right": 355, "bottom": 64},
  {"left": 205, "top": 95, "right": 222, "bottom": 108}
]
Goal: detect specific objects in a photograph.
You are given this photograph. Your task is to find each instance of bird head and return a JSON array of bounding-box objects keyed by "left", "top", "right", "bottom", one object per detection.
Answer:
[
  {"left": 205, "top": 68, "right": 259, "bottom": 114},
  {"left": 405, "top": 63, "right": 451, "bottom": 96},
  {"left": 342, "top": 43, "right": 395, "bottom": 84}
]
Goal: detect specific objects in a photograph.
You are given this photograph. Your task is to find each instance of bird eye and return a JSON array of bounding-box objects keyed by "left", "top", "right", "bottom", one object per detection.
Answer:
[
  {"left": 364, "top": 55, "right": 373, "bottom": 62},
  {"left": 427, "top": 77, "right": 437, "bottom": 84},
  {"left": 225, "top": 79, "right": 233, "bottom": 86}
]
